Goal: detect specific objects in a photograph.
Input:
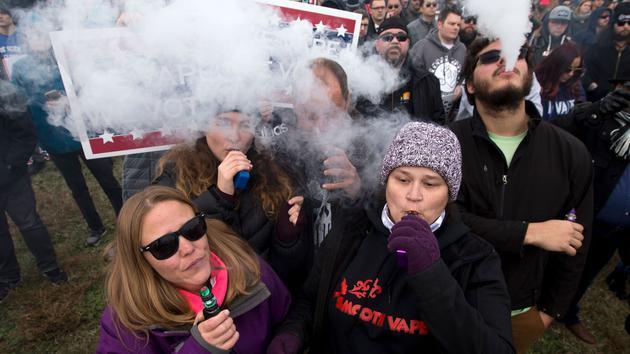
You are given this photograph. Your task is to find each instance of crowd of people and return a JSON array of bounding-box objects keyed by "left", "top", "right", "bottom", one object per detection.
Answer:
[{"left": 1, "top": 0, "right": 630, "bottom": 353}]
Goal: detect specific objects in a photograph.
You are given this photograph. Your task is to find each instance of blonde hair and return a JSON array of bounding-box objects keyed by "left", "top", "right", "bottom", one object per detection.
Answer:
[
  {"left": 156, "top": 136, "right": 292, "bottom": 218},
  {"left": 105, "top": 186, "right": 260, "bottom": 343}
]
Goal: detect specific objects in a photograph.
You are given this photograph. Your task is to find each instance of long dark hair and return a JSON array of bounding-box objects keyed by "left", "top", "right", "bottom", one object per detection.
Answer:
[
  {"left": 157, "top": 136, "right": 293, "bottom": 219},
  {"left": 535, "top": 42, "right": 583, "bottom": 100}
]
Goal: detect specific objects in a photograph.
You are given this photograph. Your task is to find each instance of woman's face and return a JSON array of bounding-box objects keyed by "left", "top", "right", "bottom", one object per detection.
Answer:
[
  {"left": 559, "top": 57, "right": 581, "bottom": 83},
  {"left": 141, "top": 200, "right": 211, "bottom": 293},
  {"left": 579, "top": 1, "right": 592, "bottom": 14},
  {"left": 205, "top": 111, "right": 254, "bottom": 161},
  {"left": 598, "top": 11, "right": 610, "bottom": 27},
  {"left": 386, "top": 166, "right": 449, "bottom": 224}
]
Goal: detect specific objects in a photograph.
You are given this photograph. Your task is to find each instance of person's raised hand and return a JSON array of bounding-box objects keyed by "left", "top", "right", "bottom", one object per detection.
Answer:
[
  {"left": 322, "top": 147, "right": 361, "bottom": 199},
  {"left": 216, "top": 150, "right": 252, "bottom": 195}
]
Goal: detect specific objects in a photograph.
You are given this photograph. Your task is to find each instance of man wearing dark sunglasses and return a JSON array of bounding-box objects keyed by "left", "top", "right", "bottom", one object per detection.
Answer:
[
  {"left": 407, "top": 0, "right": 438, "bottom": 46},
  {"left": 451, "top": 37, "right": 594, "bottom": 354},
  {"left": 582, "top": 2, "right": 629, "bottom": 102},
  {"left": 356, "top": 17, "right": 444, "bottom": 123},
  {"left": 459, "top": 15, "right": 478, "bottom": 47}
]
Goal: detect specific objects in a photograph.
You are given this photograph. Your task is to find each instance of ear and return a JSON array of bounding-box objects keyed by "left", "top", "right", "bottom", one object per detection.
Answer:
[{"left": 466, "top": 80, "right": 475, "bottom": 95}]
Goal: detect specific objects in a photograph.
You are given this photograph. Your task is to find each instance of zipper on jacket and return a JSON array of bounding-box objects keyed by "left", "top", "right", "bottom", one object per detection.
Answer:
[
  {"left": 613, "top": 50, "right": 622, "bottom": 79},
  {"left": 499, "top": 174, "right": 508, "bottom": 219}
]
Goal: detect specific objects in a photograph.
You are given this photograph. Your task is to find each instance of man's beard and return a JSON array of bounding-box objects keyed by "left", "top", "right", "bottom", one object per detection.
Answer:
[
  {"left": 614, "top": 29, "right": 630, "bottom": 42},
  {"left": 460, "top": 29, "right": 477, "bottom": 43},
  {"left": 474, "top": 71, "right": 533, "bottom": 111},
  {"left": 386, "top": 48, "right": 406, "bottom": 67}
]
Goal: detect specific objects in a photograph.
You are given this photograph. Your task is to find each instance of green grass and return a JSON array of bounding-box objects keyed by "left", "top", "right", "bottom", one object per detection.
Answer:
[{"left": 0, "top": 158, "right": 629, "bottom": 353}]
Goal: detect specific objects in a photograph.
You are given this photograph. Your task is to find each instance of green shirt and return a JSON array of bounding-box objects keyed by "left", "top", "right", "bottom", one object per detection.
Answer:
[{"left": 488, "top": 131, "right": 527, "bottom": 166}]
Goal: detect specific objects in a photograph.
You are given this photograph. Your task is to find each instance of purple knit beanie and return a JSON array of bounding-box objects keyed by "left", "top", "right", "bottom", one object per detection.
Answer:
[{"left": 380, "top": 122, "right": 462, "bottom": 201}]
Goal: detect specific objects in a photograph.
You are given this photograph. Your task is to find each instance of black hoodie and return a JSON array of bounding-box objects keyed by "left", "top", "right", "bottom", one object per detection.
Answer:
[
  {"left": 529, "top": 13, "right": 572, "bottom": 66},
  {"left": 573, "top": 8, "right": 612, "bottom": 48},
  {"left": 277, "top": 202, "right": 514, "bottom": 353}
]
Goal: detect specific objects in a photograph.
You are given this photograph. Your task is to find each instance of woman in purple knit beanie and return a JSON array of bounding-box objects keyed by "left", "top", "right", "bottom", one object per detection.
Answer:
[{"left": 268, "top": 121, "right": 514, "bottom": 354}]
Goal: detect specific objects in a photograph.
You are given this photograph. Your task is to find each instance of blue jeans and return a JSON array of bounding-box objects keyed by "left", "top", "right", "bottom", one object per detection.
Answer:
[{"left": 0, "top": 175, "right": 59, "bottom": 283}]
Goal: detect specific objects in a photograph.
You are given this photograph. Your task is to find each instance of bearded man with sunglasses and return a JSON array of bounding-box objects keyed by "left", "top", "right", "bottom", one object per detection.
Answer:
[
  {"left": 450, "top": 38, "right": 594, "bottom": 354},
  {"left": 356, "top": 17, "right": 444, "bottom": 123},
  {"left": 582, "top": 2, "right": 630, "bottom": 102}
]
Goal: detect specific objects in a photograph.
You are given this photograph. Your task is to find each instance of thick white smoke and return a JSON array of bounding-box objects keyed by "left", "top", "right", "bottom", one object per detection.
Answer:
[
  {"left": 13, "top": 0, "right": 401, "bottom": 141},
  {"left": 463, "top": 0, "right": 532, "bottom": 70}
]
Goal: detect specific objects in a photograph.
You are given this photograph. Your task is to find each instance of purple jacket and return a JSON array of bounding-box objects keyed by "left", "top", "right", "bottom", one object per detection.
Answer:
[{"left": 96, "top": 259, "right": 291, "bottom": 353}]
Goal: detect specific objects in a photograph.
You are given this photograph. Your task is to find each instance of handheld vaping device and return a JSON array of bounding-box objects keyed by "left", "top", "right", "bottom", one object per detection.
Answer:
[
  {"left": 200, "top": 286, "right": 221, "bottom": 320},
  {"left": 565, "top": 208, "right": 577, "bottom": 222},
  {"left": 227, "top": 148, "right": 250, "bottom": 190}
]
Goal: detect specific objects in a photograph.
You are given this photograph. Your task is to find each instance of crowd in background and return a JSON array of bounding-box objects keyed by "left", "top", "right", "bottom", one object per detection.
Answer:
[{"left": 1, "top": 0, "right": 630, "bottom": 353}]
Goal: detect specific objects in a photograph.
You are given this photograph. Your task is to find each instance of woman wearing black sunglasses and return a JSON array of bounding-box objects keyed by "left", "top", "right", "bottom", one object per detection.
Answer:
[
  {"left": 154, "top": 110, "right": 308, "bottom": 294},
  {"left": 97, "top": 186, "right": 291, "bottom": 353},
  {"left": 535, "top": 42, "right": 587, "bottom": 120}
]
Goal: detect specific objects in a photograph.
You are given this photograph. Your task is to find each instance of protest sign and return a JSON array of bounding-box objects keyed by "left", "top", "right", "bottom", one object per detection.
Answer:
[{"left": 50, "top": 0, "right": 361, "bottom": 159}]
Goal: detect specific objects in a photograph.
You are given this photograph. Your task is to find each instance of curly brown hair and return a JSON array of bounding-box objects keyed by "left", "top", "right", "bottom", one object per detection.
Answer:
[{"left": 156, "top": 136, "right": 293, "bottom": 218}]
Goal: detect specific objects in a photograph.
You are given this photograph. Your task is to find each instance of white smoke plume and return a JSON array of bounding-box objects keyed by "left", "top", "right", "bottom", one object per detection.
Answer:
[
  {"left": 12, "top": 0, "right": 401, "bottom": 140},
  {"left": 463, "top": 0, "right": 532, "bottom": 70}
]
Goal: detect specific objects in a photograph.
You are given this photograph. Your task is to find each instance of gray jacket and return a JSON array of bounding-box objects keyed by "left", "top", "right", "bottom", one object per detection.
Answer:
[
  {"left": 122, "top": 150, "right": 165, "bottom": 201},
  {"left": 407, "top": 17, "right": 436, "bottom": 46},
  {"left": 409, "top": 30, "right": 466, "bottom": 114}
]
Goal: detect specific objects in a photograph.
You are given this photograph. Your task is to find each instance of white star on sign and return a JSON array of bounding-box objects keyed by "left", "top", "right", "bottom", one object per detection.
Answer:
[
  {"left": 336, "top": 24, "right": 347, "bottom": 37},
  {"left": 130, "top": 129, "right": 144, "bottom": 140},
  {"left": 315, "top": 21, "right": 327, "bottom": 33},
  {"left": 99, "top": 130, "right": 114, "bottom": 144}
]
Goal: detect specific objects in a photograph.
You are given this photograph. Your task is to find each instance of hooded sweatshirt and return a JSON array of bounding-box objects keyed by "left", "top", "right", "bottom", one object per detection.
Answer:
[
  {"left": 529, "top": 14, "right": 572, "bottom": 66},
  {"left": 573, "top": 8, "right": 612, "bottom": 48},
  {"left": 409, "top": 29, "right": 466, "bottom": 115}
]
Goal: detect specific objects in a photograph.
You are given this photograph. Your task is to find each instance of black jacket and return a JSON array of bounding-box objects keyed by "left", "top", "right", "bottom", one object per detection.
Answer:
[
  {"left": 154, "top": 159, "right": 309, "bottom": 293},
  {"left": 573, "top": 8, "right": 612, "bottom": 48},
  {"left": 582, "top": 31, "right": 630, "bottom": 102},
  {"left": 554, "top": 102, "right": 629, "bottom": 214},
  {"left": 529, "top": 14, "right": 572, "bottom": 66},
  {"left": 278, "top": 203, "right": 514, "bottom": 354},
  {"left": 449, "top": 102, "right": 594, "bottom": 319},
  {"left": 355, "top": 61, "right": 445, "bottom": 124},
  {"left": 0, "top": 80, "right": 37, "bottom": 190}
]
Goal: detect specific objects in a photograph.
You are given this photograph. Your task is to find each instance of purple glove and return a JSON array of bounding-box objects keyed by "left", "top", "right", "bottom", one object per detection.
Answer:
[
  {"left": 266, "top": 332, "right": 301, "bottom": 354},
  {"left": 387, "top": 214, "right": 440, "bottom": 275}
]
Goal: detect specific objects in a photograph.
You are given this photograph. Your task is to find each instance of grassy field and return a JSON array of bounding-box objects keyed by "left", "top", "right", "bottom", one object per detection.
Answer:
[{"left": 0, "top": 158, "right": 629, "bottom": 353}]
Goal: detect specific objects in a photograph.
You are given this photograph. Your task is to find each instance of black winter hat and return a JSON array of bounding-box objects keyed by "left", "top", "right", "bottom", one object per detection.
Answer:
[
  {"left": 613, "top": 2, "right": 630, "bottom": 24},
  {"left": 377, "top": 16, "right": 408, "bottom": 34}
]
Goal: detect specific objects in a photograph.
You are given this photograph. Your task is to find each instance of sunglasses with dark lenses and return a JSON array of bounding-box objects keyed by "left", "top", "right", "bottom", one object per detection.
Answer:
[
  {"left": 388, "top": 4, "right": 400, "bottom": 8},
  {"left": 464, "top": 17, "right": 477, "bottom": 24},
  {"left": 617, "top": 21, "right": 630, "bottom": 27},
  {"left": 564, "top": 66, "right": 585, "bottom": 77},
  {"left": 476, "top": 47, "right": 528, "bottom": 66},
  {"left": 139, "top": 213, "right": 207, "bottom": 260},
  {"left": 600, "top": 14, "right": 610, "bottom": 19},
  {"left": 424, "top": 2, "right": 437, "bottom": 7},
  {"left": 379, "top": 32, "right": 409, "bottom": 42}
]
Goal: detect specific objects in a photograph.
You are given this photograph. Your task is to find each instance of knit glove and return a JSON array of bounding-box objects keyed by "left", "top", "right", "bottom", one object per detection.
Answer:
[
  {"left": 387, "top": 214, "right": 440, "bottom": 276},
  {"left": 266, "top": 332, "right": 301, "bottom": 354},
  {"left": 598, "top": 84, "right": 630, "bottom": 115}
]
